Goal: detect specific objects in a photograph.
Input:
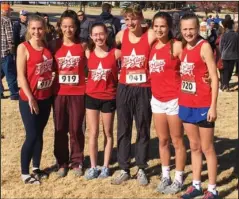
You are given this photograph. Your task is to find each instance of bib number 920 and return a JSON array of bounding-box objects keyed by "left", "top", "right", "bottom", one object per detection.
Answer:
[
  {"left": 181, "top": 80, "right": 196, "bottom": 94},
  {"left": 59, "top": 75, "right": 79, "bottom": 84}
]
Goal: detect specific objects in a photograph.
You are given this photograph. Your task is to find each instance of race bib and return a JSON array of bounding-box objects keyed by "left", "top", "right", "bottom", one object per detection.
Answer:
[
  {"left": 181, "top": 80, "right": 196, "bottom": 94},
  {"left": 37, "top": 78, "right": 53, "bottom": 90},
  {"left": 59, "top": 71, "right": 79, "bottom": 85},
  {"left": 126, "top": 70, "right": 146, "bottom": 84}
]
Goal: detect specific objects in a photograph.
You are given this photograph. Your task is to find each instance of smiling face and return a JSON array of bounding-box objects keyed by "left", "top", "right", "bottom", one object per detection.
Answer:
[
  {"left": 153, "top": 17, "right": 169, "bottom": 40},
  {"left": 90, "top": 25, "right": 107, "bottom": 47},
  {"left": 61, "top": 17, "right": 76, "bottom": 39},
  {"left": 124, "top": 14, "right": 142, "bottom": 32},
  {"left": 180, "top": 18, "right": 199, "bottom": 44},
  {"left": 28, "top": 20, "right": 45, "bottom": 41}
]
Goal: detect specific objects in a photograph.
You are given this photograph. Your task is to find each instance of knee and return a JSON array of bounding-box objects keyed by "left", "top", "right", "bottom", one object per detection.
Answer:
[
  {"left": 159, "top": 138, "right": 170, "bottom": 148},
  {"left": 202, "top": 144, "right": 215, "bottom": 156},
  {"left": 89, "top": 131, "right": 99, "bottom": 139},
  {"left": 189, "top": 141, "right": 201, "bottom": 153},
  {"left": 24, "top": 133, "right": 38, "bottom": 147},
  {"left": 172, "top": 137, "right": 185, "bottom": 150},
  {"left": 104, "top": 132, "right": 113, "bottom": 140}
]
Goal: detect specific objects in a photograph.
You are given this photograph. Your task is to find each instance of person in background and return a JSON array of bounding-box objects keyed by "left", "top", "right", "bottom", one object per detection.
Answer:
[
  {"left": 214, "top": 14, "right": 222, "bottom": 26},
  {"left": 43, "top": 13, "right": 56, "bottom": 42},
  {"left": 178, "top": 13, "right": 219, "bottom": 199},
  {"left": 13, "top": 10, "right": 28, "bottom": 54},
  {"left": 171, "top": 12, "right": 180, "bottom": 39},
  {"left": 214, "top": 26, "right": 225, "bottom": 91},
  {"left": 233, "top": 22, "right": 239, "bottom": 77},
  {"left": 206, "top": 15, "right": 213, "bottom": 26},
  {"left": 17, "top": 14, "right": 54, "bottom": 184},
  {"left": 84, "top": 22, "right": 121, "bottom": 180},
  {"left": 220, "top": 19, "right": 239, "bottom": 91},
  {"left": 55, "top": 21, "right": 61, "bottom": 39},
  {"left": 77, "top": 10, "right": 92, "bottom": 43},
  {"left": 199, "top": 17, "right": 209, "bottom": 40},
  {"left": 97, "top": 3, "right": 121, "bottom": 48},
  {"left": 1, "top": 4, "right": 19, "bottom": 100},
  {"left": 208, "top": 21, "right": 217, "bottom": 52}
]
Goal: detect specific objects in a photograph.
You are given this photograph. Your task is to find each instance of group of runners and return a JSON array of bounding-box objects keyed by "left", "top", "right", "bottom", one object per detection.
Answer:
[{"left": 16, "top": 3, "right": 219, "bottom": 199}]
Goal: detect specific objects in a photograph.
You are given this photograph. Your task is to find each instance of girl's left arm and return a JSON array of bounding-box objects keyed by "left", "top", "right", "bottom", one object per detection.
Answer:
[{"left": 201, "top": 42, "right": 219, "bottom": 122}]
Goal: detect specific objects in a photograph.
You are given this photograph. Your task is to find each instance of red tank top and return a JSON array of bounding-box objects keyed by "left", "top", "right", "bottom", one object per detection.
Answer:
[
  {"left": 149, "top": 40, "right": 181, "bottom": 102},
  {"left": 86, "top": 48, "right": 118, "bottom": 100},
  {"left": 20, "top": 41, "right": 54, "bottom": 101},
  {"left": 54, "top": 40, "right": 86, "bottom": 95},
  {"left": 179, "top": 40, "right": 211, "bottom": 107},
  {"left": 120, "top": 29, "right": 151, "bottom": 87}
]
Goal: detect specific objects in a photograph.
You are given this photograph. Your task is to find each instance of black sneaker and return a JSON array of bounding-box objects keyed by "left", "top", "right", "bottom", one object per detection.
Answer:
[
  {"left": 1, "top": 94, "right": 7, "bottom": 99},
  {"left": 33, "top": 169, "right": 49, "bottom": 180}
]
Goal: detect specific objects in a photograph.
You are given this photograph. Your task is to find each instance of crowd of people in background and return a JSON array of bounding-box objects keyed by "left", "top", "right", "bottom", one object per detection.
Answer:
[{"left": 1, "top": 2, "right": 239, "bottom": 199}]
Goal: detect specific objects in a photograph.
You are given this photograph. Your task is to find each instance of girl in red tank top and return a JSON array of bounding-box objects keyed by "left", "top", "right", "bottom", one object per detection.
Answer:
[
  {"left": 148, "top": 12, "right": 186, "bottom": 194},
  {"left": 17, "top": 15, "right": 53, "bottom": 184},
  {"left": 51, "top": 10, "right": 87, "bottom": 177},
  {"left": 179, "top": 13, "right": 219, "bottom": 199},
  {"left": 84, "top": 22, "right": 121, "bottom": 179}
]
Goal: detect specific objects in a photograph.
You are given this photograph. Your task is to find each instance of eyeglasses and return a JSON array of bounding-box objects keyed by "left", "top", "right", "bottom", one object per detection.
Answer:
[{"left": 78, "top": 14, "right": 83, "bottom": 17}]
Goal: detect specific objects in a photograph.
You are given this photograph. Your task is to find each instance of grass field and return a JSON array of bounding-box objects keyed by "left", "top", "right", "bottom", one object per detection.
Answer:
[{"left": 1, "top": 4, "right": 238, "bottom": 199}]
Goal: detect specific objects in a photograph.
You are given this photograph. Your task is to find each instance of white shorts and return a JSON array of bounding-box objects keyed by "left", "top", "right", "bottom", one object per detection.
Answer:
[{"left": 151, "top": 96, "right": 179, "bottom": 115}]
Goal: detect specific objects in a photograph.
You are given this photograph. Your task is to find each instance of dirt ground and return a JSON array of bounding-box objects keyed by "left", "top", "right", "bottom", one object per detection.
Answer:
[{"left": 1, "top": 4, "right": 238, "bottom": 199}]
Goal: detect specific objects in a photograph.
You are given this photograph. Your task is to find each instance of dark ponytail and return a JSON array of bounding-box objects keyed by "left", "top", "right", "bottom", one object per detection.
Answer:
[{"left": 59, "top": 10, "right": 81, "bottom": 40}]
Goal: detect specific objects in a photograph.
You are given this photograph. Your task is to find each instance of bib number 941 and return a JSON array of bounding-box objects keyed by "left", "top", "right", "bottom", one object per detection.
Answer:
[
  {"left": 59, "top": 75, "right": 79, "bottom": 84},
  {"left": 126, "top": 73, "right": 146, "bottom": 84},
  {"left": 181, "top": 80, "right": 196, "bottom": 94}
]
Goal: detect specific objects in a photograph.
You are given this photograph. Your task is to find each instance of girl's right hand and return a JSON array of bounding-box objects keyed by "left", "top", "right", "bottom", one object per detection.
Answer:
[{"left": 28, "top": 98, "right": 39, "bottom": 115}]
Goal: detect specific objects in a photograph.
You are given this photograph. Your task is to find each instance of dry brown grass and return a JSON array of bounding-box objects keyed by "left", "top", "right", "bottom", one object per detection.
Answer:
[
  {"left": 1, "top": 5, "right": 238, "bottom": 199},
  {"left": 1, "top": 76, "right": 238, "bottom": 198}
]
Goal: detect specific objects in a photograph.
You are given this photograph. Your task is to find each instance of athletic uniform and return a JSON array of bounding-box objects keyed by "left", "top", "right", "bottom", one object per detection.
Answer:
[
  {"left": 19, "top": 41, "right": 53, "bottom": 174},
  {"left": 117, "top": 28, "right": 152, "bottom": 170},
  {"left": 178, "top": 39, "right": 214, "bottom": 128},
  {"left": 149, "top": 40, "right": 181, "bottom": 115},
  {"left": 53, "top": 40, "right": 86, "bottom": 169},
  {"left": 85, "top": 48, "right": 118, "bottom": 112}
]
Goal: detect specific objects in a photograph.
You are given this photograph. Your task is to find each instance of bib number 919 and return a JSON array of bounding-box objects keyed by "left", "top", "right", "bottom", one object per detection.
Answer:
[{"left": 59, "top": 75, "right": 79, "bottom": 84}]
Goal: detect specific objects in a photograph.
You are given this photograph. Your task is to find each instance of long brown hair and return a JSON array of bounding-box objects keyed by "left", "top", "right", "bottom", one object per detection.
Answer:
[
  {"left": 152, "top": 12, "right": 175, "bottom": 59},
  {"left": 58, "top": 10, "right": 81, "bottom": 40}
]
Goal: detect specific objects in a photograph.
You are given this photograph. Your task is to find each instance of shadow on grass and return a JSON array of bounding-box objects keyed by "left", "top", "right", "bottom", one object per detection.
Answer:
[{"left": 92, "top": 134, "right": 237, "bottom": 197}]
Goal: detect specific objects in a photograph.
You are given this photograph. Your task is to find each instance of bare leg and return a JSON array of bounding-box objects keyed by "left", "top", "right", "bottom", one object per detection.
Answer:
[
  {"left": 86, "top": 109, "right": 100, "bottom": 168},
  {"left": 101, "top": 111, "right": 115, "bottom": 168}
]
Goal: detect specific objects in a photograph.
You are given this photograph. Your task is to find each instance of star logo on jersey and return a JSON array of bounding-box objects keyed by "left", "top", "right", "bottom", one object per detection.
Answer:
[
  {"left": 57, "top": 50, "right": 81, "bottom": 69},
  {"left": 35, "top": 55, "right": 53, "bottom": 75},
  {"left": 90, "top": 62, "right": 111, "bottom": 81},
  {"left": 180, "top": 55, "right": 195, "bottom": 76},
  {"left": 122, "top": 48, "right": 145, "bottom": 69},
  {"left": 149, "top": 53, "right": 165, "bottom": 73}
]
